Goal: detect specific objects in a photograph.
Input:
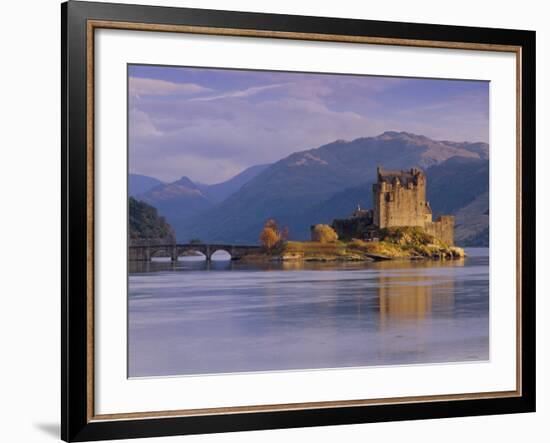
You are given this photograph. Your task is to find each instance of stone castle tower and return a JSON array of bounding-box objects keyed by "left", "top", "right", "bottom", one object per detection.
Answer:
[
  {"left": 372, "top": 166, "right": 432, "bottom": 228},
  {"left": 372, "top": 166, "right": 454, "bottom": 245},
  {"left": 330, "top": 166, "right": 454, "bottom": 245}
]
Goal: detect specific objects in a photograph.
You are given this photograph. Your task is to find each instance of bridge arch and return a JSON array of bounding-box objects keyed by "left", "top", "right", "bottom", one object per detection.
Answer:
[
  {"left": 128, "top": 243, "right": 262, "bottom": 262},
  {"left": 149, "top": 247, "right": 172, "bottom": 261},
  {"left": 210, "top": 249, "right": 232, "bottom": 261},
  {"left": 176, "top": 247, "right": 207, "bottom": 261}
]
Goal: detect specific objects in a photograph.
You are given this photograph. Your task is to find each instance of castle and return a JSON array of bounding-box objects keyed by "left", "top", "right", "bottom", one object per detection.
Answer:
[{"left": 330, "top": 166, "right": 454, "bottom": 245}]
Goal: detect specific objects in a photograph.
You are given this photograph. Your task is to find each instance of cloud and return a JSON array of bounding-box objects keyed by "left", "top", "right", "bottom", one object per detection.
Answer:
[
  {"left": 129, "top": 109, "right": 162, "bottom": 137},
  {"left": 128, "top": 68, "right": 488, "bottom": 183},
  {"left": 130, "top": 151, "right": 244, "bottom": 185},
  {"left": 129, "top": 95, "right": 393, "bottom": 183},
  {"left": 129, "top": 77, "right": 211, "bottom": 97},
  {"left": 188, "top": 83, "right": 288, "bottom": 102}
]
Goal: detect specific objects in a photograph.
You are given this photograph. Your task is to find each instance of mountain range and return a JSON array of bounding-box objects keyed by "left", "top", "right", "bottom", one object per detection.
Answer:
[
  {"left": 132, "top": 164, "right": 271, "bottom": 233},
  {"left": 131, "top": 131, "right": 489, "bottom": 246},
  {"left": 129, "top": 174, "right": 164, "bottom": 197}
]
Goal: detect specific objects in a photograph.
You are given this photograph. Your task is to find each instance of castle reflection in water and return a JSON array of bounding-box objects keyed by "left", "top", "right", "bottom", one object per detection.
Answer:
[
  {"left": 374, "top": 260, "right": 460, "bottom": 327},
  {"left": 130, "top": 256, "right": 464, "bottom": 328},
  {"left": 129, "top": 251, "right": 490, "bottom": 376}
]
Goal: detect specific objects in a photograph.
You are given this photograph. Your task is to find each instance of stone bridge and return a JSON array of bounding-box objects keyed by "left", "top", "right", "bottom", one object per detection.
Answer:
[{"left": 129, "top": 243, "right": 261, "bottom": 262}]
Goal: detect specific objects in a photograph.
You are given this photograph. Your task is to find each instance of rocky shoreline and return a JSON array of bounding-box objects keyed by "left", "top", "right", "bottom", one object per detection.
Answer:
[{"left": 240, "top": 227, "right": 466, "bottom": 263}]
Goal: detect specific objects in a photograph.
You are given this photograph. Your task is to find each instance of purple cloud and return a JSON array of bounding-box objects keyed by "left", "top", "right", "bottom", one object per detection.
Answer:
[{"left": 128, "top": 65, "right": 489, "bottom": 183}]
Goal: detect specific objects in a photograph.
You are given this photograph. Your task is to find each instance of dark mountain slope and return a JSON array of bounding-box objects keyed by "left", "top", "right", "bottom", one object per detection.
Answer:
[
  {"left": 426, "top": 156, "right": 489, "bottom": 216},
  {"left": 175, "top": 132, "right": 488, "bottom": 244},
  {"left": 197, "top": 163, "right": 271, "bottom": 203},
  {"left": 129, "top": 197, "right": 175, "bottom": 243}
]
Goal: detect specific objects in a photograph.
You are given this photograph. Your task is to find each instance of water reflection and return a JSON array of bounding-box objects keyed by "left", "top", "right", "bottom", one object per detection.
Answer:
[
  {"left": 128, "top": 249, "right": 488, "bottom": 377},
  {"left": 131, "top": 255, "right": 466, "bottom": 274},
  {"left": 130, "top": 255, "right": 231, "bottom": 273},
  {"left": 377, "top": 260, "right": 461, "bottom": 327}
]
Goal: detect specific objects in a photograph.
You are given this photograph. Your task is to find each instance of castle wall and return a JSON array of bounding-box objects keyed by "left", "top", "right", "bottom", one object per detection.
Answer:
[
  {"left": 332, "top": 167, "right": 455, "bottom": 246},
  {"left": 373, "top": 180, "right": 432, "bottom": 229},
  {"left": 424, "top": 215, "right": 455, "bottom": 246},
  {"left": 330, "top": 218, "right": 376, "bottom": 241}
]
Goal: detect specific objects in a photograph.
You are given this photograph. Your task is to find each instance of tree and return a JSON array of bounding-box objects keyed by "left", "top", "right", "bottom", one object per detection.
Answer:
[
  {"left": 264, "top": 219, "right": 279, "bottom": 231},
  {"left": 259, "top": 218, "right": 288, "bottom": 250},
  {"left": 260, "top": 226, "right": 280, "bottom": 250},
  {"left": 128, "top": 197, "right": 175, "bottom": 242},
  {"left": 311, "top": 224, "right": 339, "bottom": 243}
]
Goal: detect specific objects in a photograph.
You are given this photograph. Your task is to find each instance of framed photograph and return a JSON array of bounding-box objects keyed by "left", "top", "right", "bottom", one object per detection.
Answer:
[{"left": 62, "top": 1, "right": 535, "bottom": 441}]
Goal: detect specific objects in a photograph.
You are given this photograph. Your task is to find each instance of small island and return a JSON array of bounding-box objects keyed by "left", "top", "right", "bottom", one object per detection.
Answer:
[
  {"left": 245, "top": 166, "right": 465, "bottom": 262},
  {"left": 245, "top": 224, "right": 465, "bottom": 262}
]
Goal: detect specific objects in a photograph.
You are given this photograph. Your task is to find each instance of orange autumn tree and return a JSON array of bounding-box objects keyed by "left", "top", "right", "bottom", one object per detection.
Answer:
[
  {"left": 259, "top": 226, "right": 279, "bottom": 250},
  {"left": 259, "top": 219, "right": 288, "bottom": 251}
]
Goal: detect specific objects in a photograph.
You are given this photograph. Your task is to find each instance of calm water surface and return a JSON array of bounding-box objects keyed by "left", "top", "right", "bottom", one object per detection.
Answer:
[{"left": 128, "top": 248, "right": 489, "bottom": 377}]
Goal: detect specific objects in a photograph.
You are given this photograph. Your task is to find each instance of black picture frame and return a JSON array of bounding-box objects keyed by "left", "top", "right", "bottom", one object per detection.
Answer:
[{"left": 61, "top": 1, "right": 536, "bottom": 441}]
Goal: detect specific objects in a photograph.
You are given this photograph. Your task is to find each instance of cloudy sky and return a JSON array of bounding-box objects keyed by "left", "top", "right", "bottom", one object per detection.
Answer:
[{"left": 128, "top": 64, "right": 489, "bottom": 184}]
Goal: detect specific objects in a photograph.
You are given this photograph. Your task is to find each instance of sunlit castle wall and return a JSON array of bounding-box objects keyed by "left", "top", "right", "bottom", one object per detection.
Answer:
[
  {"left": 372, "top": 167, "right": 432, "bottom": 229},
  {"left": 425, "top": 215, "right": 455, "bottom": 246}
]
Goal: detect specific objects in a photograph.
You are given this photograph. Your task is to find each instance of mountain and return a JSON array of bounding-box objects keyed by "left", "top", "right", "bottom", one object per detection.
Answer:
[
  {"left": 289, "top": 156, "right": 490, "bottom": 245},
  {"left": 426, "top": 157, "right": 489, "bottom": 246},
  {"left": 196, "top": 164, "right": 271, "bottom": 203},
  {"left": 129, "top": 174, "right": 164, "bottom": 196},
  {"left": 175, "top": 132, "right": 489, "bottom": 244},
  {"left": 441, "top": 141, "right": 489, "bottom": 160},
  {"left": 453, "top": 191, "right": 489, "bottom": 246},
  {"left": 286, "top": 184, "right": 374, "bottom": 240},
  {"left": 129, "top": 197, "right": 175, "bottom": 243},
  {"left": 133, "top": 164, "right": 269, "bottom": 241},
  {"left": 426, "top": 156, "right": 489, "bottom": 216},
  {"left": 136, "top": 176, "right": 213, "bottom": 236}
]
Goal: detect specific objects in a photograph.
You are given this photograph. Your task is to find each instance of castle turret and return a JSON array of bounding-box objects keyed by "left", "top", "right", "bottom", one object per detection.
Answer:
[
  {"left": 334, "top": 165, "right": 454, "bottom": 245},
  {"left": 372, "top": 167, "right": 431, "bottom": 228}
]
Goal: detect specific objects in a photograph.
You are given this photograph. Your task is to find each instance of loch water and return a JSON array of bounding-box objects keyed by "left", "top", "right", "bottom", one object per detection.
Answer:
[{"left": 128, "top": 248, "right": 489, "bottom": 377}]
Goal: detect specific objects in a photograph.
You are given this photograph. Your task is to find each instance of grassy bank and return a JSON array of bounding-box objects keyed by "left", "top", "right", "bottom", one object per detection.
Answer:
[{"left": 253, "top": 227, "right": 466, "bottom": 262}]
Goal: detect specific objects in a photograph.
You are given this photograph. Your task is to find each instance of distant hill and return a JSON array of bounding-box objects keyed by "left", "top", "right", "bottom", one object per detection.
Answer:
[
  {"left": 441, "top": 141, "right": 489, "bottom": 160},
  {"left": 426, "top": 156, "right": 489, "bottom": 216},
  {"left": 196, "top": 164, "right": 271, "bottom": 203},
  {"left": 302, "top": 184, "right": 373, "bottom": 226},
  {"left": 425, "top": 157, "right": 489, "bottom": 246},
  {"left": 133, "top": 164, "right": 269, "bottom": 241},
  {"left": 453, "top": 191, "right": 489, "bottom": 246},
  {"left": 136, "top": 176, "right": 213, "bottom": 236},
  {"left": 174, "top": 132, "right": 489, "bottom": 244},
  {"left": 129, "top": 197, "right": 175, "bottom": 243},
  {"left": 129, "top": 174, "right": 164, "bottom": 196}
]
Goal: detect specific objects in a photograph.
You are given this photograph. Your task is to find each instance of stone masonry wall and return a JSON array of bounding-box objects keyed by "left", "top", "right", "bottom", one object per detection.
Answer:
[
  {"left": 332, "top": 167, "right": 455, "bottom": 246},
  {"left": 330, "top": 218, "right": 374, "bottom": 241},
  {"left": 373, "top": 180, "right": 431, "bottom": 229},
  {"left": 424, "top": 215, "right": 455, "bottom": 246}
]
